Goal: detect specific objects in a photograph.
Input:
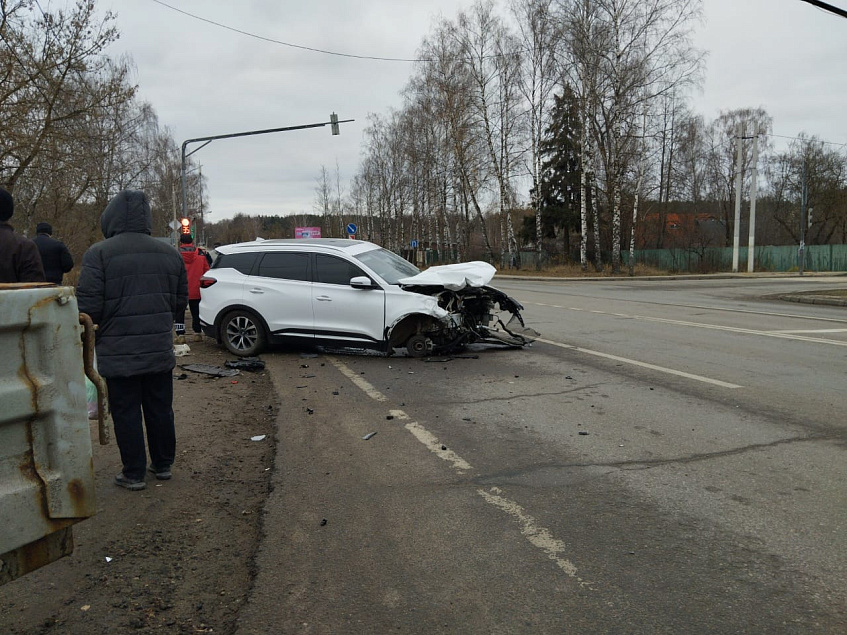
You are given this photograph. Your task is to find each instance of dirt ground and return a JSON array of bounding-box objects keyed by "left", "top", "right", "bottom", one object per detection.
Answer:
[{"left": 0, "top": 336, "right": 279, "bottom": 635}]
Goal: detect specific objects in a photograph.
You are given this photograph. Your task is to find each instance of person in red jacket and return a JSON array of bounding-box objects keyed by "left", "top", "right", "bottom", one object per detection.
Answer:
[{"left": 178, "top": 234, "right": 210, "bottom": 341}]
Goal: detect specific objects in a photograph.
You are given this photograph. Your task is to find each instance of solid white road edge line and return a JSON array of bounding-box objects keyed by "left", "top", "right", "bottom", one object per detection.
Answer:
[
  {"left": 526, "top": 302, "right": 847, "bottom": 347},
  {"left": 536, "top": 338, "right": 743, "bottom": 389}
]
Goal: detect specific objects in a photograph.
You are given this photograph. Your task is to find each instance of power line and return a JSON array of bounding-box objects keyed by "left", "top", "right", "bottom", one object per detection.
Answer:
[
  {"left": 147, "top": 0, "right": 431, "bottom": 63},
  {"left": 798, "top": 0, "right": 847, "bottom": 19},
  {"left": 765, "top": 132, "right": 847, "bottom": 149}
]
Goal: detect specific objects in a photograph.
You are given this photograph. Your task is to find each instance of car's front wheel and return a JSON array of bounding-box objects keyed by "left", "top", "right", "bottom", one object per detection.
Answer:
[
  {"left": 405, "top": 333, "right": 433, "bottom": 358},
  {"left": 221, "top": 310, "right": 266, "bottom": 356}
]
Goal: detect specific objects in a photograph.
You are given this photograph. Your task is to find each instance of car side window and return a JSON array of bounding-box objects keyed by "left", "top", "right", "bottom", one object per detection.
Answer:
[
  {"left": 256, "top": 252, "right": 310, "bottom": 281},
  {"left": 314, "top": 254, "right": 367, "bottom": 286},
  {"left": 212, "top": 253, "right": 259, "bottom": 274}
]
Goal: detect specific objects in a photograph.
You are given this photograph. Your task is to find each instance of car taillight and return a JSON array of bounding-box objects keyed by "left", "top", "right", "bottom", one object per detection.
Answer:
[{"left": 199, "top": 276, "right": 217, "bottom": 288}]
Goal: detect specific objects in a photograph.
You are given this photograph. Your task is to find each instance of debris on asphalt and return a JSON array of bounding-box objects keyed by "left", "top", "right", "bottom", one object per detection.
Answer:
[
  {"left": 441, "top": 445, "right": 447, "bottom": 450},
  {"left": 306, "top": 408, "right": 314, "bottom": 415},
  {"left": 320, "top": 518, "right": 327, "bottom": 526},
  {"left": 174, "top": 373, "right": 188, "bottom": 380},
  {"left": 462, "top": 417, "right": 471, "bottom": 421},
  {"left": 386, "top": 415, "right": 394, "bottom": 420},
  {"left": 181, "top": 363, "right": 240, "bottom": 377},
  {"left": 174, "top": 344, "right": 191, "bottom": 357},
  {"left": 250, "top": 435, "right": 266, "bottom": 442},
  {"left": 362, "top": 432, "right": 377, "bottom": 440},
  {"left": 225, "top": 357, "right": 266, "bottom": 371},
  {"left": 332, "top": 391, "right": 340, "bottom": 396},
  {"left": 578, "top": 431, "right": 589, "bottom": 436}
]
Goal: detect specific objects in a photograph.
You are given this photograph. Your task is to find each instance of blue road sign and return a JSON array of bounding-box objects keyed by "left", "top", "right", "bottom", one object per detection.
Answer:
[
  {"left": 346, "top": 223, "right": 358, "bottom": 235},
  {"left": 410, "top": 239, "right": 419, "bottom": 248}
]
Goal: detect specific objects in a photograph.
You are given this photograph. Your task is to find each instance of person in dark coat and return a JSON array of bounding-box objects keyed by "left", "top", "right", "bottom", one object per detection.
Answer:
[
  {"left": 77, "top": 190, "right": 188, "bottom": 491},
  {"left": 33, "top": 222, "right": 74, "bottom": 284},
  {"left": 178, "top": 233, "right": 210, "bottom": 339},
  {"left": 0, "top": 187, "right": 45, "bottom": 283}
]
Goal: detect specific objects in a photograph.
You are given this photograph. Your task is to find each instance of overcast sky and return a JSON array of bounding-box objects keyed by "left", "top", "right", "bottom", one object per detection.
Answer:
[{"left": 97, "top": 0, "right": 847, "bottom": 221}]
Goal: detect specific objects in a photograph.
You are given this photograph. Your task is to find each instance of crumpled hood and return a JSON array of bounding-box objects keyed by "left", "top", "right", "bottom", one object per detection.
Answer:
[
  {"left": 397, "top": 261, "right": 496, "bottom": 291},
  {"left": 100, "top": 190, "right": 152, "bottom": 238}
]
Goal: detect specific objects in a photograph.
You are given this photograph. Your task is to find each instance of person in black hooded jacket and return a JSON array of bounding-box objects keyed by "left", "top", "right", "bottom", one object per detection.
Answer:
[{"left": 77, "top": 190, "right": 188, "bottom": 491}]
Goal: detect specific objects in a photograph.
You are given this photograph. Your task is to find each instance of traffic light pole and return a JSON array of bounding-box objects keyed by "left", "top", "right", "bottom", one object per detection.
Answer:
[{"left": 180, "top": 114, "right": 353, "bottom": 222}]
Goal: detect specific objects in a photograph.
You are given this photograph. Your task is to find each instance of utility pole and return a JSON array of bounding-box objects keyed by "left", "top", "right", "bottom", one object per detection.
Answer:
[
  {"left": 198, "top": 165, "right": 204, "bottom": 245},
  {"left": 172, "top": 183, "right": 178, "bottom": 248},
  {"left": 732, "top": 123, "right": 744, "bottom": 272},
  {"left": 799, "top": 158, "right": 807, "bottom": 276},
  {"left": 746, "top": 133, "right": 759, "bottom": 273}
]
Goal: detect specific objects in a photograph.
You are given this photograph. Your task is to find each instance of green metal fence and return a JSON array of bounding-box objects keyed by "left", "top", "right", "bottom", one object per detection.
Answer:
[{"left": 633, "top": 244, "right": 847, "bottom": 273}]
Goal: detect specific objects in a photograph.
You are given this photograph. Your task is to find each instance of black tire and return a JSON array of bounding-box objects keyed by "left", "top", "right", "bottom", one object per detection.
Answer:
[
  {"left": 405, "top": 334, "right": 432, "bottom": 358},
  {"left": 221, "top": 310, "right": 266, "bottom": 357}
]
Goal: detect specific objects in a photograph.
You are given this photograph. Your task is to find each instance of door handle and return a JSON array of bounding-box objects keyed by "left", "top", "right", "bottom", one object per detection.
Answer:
[
  {"left": 249, "top": 288, "right": 264, "bottom": 294},
  {"left": 315, "top": 295, "right": 332, "bottom": 301}
]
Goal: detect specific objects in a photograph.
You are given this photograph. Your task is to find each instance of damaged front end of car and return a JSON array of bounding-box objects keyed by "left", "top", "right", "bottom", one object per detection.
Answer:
[{"left": 391, "top": 262, "right": 540, "bottom": 358}]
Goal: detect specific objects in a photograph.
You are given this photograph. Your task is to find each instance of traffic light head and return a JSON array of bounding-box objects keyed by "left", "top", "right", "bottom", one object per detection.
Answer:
[{"left": 180, "top": 217, "right": 191, "bottom": 234}]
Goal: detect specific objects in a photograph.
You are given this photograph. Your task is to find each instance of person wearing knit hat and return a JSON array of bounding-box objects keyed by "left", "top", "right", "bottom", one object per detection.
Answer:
[
  {"left": 0, "top": 187, "right": 45, "bottom": 283},
  {"left": 178, "top": 233, "right": 210, "bottom": 341},
  {"left": 33, "top": 220, "right": 74, "bottom": 284}
]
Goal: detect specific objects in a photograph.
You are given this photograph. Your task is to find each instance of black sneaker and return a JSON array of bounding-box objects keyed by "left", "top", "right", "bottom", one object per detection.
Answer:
[
  {"left": 115, "top": 473, "right": 146, "bottom": 491},
  {"left": 148, "top": 465, "right": 172, "bottom": 480}
]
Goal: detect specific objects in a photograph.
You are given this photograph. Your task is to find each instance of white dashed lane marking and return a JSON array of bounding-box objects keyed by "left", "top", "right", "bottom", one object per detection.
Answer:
[{"left": 327, "top": 356, "right": 588, "bottom": 586}]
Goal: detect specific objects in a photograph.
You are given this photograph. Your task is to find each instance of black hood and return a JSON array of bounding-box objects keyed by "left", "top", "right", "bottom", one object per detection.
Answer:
[{"left": 100, "top": 190, "right": 152, "bottom": 238}]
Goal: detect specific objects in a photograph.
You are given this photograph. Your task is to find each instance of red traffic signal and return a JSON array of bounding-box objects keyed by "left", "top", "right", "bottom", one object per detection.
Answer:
[{"left": 180, "top": 218, "right": 191, "bottom": 235}]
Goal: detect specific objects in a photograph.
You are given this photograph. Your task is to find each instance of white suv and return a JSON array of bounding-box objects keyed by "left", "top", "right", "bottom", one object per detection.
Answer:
[{"left": 199, "top": 238, "right": 536, "bottom": 357}]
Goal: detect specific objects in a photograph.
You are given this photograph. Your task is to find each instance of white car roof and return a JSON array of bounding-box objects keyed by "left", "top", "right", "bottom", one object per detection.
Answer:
[{"left": 216, "top": 238, "right": 379, "bottom": 257}]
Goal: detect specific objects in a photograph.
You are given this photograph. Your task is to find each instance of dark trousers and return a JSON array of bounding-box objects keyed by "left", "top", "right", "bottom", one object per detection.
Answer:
[
  {"left": 106, "top": 371, "right": 176, "bottom": 480},
  {"left": 188, "top": 299, "right": 201, "bottom": 333}
]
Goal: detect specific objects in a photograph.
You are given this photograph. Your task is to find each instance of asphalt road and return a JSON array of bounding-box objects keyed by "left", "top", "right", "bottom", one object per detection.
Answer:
[{"left": 236, "top": 276, "right": 847, "bottom": 634}]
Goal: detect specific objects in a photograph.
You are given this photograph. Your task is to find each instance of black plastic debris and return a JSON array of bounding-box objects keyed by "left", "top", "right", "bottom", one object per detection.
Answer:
[
  {"left": 224, "top": 357, "right": 266, "bottom": 372},
  {"left": 441, "top": 445, "right": 447, "bottom": 450},
  {"left": 362, "top": 432, "right": 377, "bottom": 440},
  {"left": 320, "top": 518, "right": 327, "bottom": 526},
  {"left": 306, "top": 408, "right": 314, "bottom": 415},
  {"left": 180, "top": 364, "right": 240, "bottom": 377},
  {"left": 174, "top": 373, "right": 188, "bottom": 380},
  {"left": 386, "top": 415, "right": 394, "bottom": 420},
  {"left": 578, "top": 431, "right": 589, "bottom": 436},
  {"left": 332, "top": 391, "right": 340, "bottom": 396}
]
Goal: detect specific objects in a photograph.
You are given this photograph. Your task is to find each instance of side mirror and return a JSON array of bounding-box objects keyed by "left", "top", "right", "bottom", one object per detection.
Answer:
[{"left": 350, "top": 276, "right": 375, "bottom": 289}]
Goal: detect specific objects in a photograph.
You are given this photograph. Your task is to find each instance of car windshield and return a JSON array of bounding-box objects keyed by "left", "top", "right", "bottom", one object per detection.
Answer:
[{"left": 354, "top": 247, "right": 420, "bottom": 285}]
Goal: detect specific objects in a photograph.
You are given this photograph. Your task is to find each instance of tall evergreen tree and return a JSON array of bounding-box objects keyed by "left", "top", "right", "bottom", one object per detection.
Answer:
[{"left": 524, "top": 87, "right": 582, "bottom": 260}]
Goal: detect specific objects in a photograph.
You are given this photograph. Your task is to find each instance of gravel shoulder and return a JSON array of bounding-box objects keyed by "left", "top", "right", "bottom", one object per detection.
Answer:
[{"left": 0, "top": 337, "right": 278, "bottom": 635}]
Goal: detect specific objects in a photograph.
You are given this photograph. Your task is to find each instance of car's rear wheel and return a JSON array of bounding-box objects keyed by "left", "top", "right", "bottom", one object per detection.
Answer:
[{"left": 221, "top": 310, "right": 266, "bottom": 356}]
